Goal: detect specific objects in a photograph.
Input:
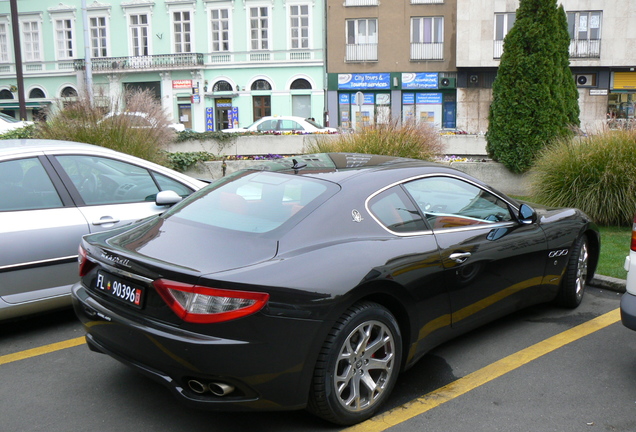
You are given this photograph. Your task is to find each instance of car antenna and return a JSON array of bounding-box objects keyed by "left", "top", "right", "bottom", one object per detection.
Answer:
[{"left": 291, "top": 159, "right": 307, "bottom": 172}]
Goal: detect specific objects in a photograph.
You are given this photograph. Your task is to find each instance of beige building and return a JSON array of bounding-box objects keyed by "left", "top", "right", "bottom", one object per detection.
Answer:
[
  {"left": 325, "top": 0, "right": 458, "bottom": 130},
  {"left": 327, "top": 0, "right": 636, "bottom": 134}
]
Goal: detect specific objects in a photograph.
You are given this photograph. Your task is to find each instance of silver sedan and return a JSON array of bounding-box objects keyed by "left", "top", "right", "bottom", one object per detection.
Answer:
[{"left": 0, "top": 139, "right": 207, "bottom": 320}]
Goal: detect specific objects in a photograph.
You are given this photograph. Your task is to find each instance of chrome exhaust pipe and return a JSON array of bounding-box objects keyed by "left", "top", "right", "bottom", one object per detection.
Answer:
[
  {"left": 188, "top": 379, "right": 208, "bottom": 394},
  {"left": 208, "top": 382, "right": 235, "bottom": 396}
]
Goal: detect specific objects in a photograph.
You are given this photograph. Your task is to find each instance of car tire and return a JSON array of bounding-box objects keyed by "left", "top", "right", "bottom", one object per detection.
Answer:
[
  {"left": 556, "top": 234, "right": 589, "bottom": 308},
  {"left": 307, "top": 301, "right": 402, "bottom": 425}
]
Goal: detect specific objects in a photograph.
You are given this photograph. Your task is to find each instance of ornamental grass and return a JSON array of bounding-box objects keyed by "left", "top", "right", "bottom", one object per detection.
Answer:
[
  {"left": 34, "top": 88, "right": 174, "bottom": 165},
  {"left": 530, "top": 129, "right": 636, "bottom": 226},
  {"left": 307, "top": 119, "right": 444, "bottom": 161}
]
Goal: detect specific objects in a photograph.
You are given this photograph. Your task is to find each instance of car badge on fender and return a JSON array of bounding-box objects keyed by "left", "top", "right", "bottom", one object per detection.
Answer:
[{"left": 352, "top": 209, "right": 364, "bottom": 223}]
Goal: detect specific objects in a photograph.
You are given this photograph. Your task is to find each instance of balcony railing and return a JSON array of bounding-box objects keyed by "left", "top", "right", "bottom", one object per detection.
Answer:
[
  {"left": 411, "top": 42, "right": 444, "bottom": 61},
  {"left": 569, "top": 39, "right": 601, "bottom": 58},
  {"left": 75, "top": 53, "right": 204, "bottom": 72},
  {"left": 411, "top": 0, "right": 444, "bottom": 4},
  {"left": 345, "top": 43, "right": 378, "bottom": 62},
  {"left": 344, "top": 0, "right": 378, "bottom": 6},
  {"left": 493, "top": 40, "right": 504, "bottom": 59}
]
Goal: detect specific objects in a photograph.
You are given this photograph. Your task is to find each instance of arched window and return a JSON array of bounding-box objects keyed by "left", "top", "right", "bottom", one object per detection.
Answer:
[
  {"left": 0, "top": 89, "right": 14, "bottom": 99},
  {"left": 251, "top": 79, "right": 272, "bottom": 91},
  {"left": 213, "top": 81, "right": 233, "bottom": 92},
  {"left": 29, "top": 88, "right": 46, "bottom": 98},
  {"left": 291, "top": 79, "right": 311, "bottom": 90},
  {"left": 61, "top": 86, "right": 78, "bottom": 98}
]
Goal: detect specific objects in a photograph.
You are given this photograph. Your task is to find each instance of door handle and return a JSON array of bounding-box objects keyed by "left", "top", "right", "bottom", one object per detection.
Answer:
[
  {"left": 92, "top": 217, "right": 120, "bottom": 226},
  {"left": 449, "top": 252, "right": 471, "bottom": 264}
]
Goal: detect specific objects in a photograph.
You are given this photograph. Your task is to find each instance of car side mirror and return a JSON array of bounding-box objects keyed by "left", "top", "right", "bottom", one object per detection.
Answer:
[
  {"left": 518, "top": 204, "right": 537, "bottom": 224},
  {"left": 156, "top": 190, "right": 182, "bottom": 206}
]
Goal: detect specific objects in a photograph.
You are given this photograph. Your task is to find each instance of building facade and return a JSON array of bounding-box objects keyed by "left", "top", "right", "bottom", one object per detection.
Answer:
[
  {"left": 0, "top": 0, "right": 327, "bottom": 132},
  {"left": 456, "top": 0, "right": 636, "bottom": 134},
  {"left": 324, "top": 0, "right": 458, "bottom": 131}
]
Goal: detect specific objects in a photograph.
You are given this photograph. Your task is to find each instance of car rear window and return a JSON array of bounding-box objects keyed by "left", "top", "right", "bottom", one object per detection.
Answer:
[{"left": 163, "top": 171, "right": 335, "bottom": 233}]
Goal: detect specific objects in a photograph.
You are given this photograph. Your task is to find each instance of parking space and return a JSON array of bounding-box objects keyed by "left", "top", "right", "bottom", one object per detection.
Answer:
[{"left": 2, "top": 287, "right": 635, "bottom": 432}]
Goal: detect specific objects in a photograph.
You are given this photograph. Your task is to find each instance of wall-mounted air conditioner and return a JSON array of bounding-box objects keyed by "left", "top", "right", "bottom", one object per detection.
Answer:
[{"left": 575, "top": 74, "right": 596, "bottom": 87}]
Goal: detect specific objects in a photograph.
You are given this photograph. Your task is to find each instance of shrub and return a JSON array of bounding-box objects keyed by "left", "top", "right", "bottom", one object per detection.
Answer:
[
  {"left": 0, "top": 123, "right": 36, "bottom": 139},
  {"left": 306, "top": 119, "right": 443, "bottom": 161},
  {"left": 530, "top": 130, "right": 636, "bottom": 226},
  {"left": 34, "top": 89, "right": 174, "bottom": 164}
]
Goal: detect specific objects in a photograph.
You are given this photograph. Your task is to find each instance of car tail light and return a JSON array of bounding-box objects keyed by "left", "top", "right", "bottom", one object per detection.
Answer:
[
  {"left": 632, "top": 215, "right": 636, "bottom": 252},
  {"left": 153, "top": 279, "right": 269, "bottom": 324},
  {"left": 78, "top": 245, "right": 96, "bottom": 277}
]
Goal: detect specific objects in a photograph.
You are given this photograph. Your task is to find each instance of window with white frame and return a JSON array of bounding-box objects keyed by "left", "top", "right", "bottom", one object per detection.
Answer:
[
  {"left": 346, "top": 18, "right": 378, "bottom": 62},
  {"left": 21, "top": 20, "right": 41, "bottom": 62},
  {"left": 89, "top": 16, "right": 108, "bottom": 57},
  {"left": 55, "top": 19, "right": 74, "bottom": 59},
  {"left": 411, "top": 17, "right": 443, "bottom": 60},
  {"left": 567, "top": 11, "right": 601, "bottom": 58},
  {"left": 173, "top": 11, "right": 192, "bottom": 53},
  {"left": 210, "top": 8, "right": 230, "bottom": 52},
  {"left": 130, "top": 14, "right": 150, "bottom": 57},
  {"left": 290, "top": 4, "right": 310, "bottom": 50},
  {"left": 250, "top": 7, "right": 270, "bottom": 50},
  {"left": 0, "top": 22, "right": 9, "bottom": 62},
  {"left": 494, "top": 12, "right": 515, "bottom": 58}
]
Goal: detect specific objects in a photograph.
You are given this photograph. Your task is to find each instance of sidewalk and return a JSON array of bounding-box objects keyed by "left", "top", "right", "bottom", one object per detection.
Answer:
[{"left": 592, "top": 275, "right": 626, "bottom": 293}]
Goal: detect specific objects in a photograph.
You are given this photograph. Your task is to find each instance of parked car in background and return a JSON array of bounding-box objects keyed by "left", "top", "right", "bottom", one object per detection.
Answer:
[
  {"left": 222, "top": 115, "right": 338, "bottom": 134},
  {"left": 0, "top": 139, "right": 206, "bottom": 321},
  {"left": 621, "top": 215, "right": 636, "bottom": 330},
  {"left": 99, "top": 112, "right": 186, "bottom": 132},
  {"left": 72, "top": 153, "right": 599, "bottom": 425},
  {"left": 0, "top": 112, "right": 33, "bottom": 134}
]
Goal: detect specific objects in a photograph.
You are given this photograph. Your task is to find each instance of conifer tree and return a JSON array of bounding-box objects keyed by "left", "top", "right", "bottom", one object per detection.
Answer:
[{"left": 486, "top": 0, "right": 579, "bottom": 173}]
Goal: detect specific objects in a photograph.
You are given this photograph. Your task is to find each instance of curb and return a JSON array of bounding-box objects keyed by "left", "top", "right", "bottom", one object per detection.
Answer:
[{"left": 591, "top": 275, "right": 626, "bottom": 293}]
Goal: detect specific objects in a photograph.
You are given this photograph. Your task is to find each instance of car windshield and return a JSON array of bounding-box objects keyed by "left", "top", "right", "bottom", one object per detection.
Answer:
[
  {"left": 162, "top": 171, "right": 335, "bottom": 233},
  {"left": 305, "top": 118, "right": 325, "bottom": 129},
  {"left": 0, "top": 113, "right": 20, "bottom": 123}
]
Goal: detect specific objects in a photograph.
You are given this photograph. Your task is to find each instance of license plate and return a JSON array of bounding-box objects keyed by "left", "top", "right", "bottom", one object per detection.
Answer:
[{"left": 93, "top": 270, "right": 145, "bottom": 308}]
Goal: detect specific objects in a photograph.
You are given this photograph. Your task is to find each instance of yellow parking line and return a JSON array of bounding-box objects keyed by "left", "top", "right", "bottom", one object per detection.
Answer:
[
  {"left": 345, "top": 308, "right": 621, "bottom": 432},
  {"left": 0, "top": 336, "right": 85, "bottom": 366}
]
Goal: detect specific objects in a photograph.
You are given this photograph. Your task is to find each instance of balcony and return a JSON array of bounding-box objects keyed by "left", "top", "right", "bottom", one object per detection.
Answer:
[
  {"left": 75, "top": 53, "right": 205, "bottom": 73},
  {"left": 569, "top": 39, "right": 601, "bottom": 58},
  {"left": 344, "top": 0, "right": 379, "bottom": 6},
  {"left": 411, "top": 0, "right": 444, "bottom": 3},
  {"left": 411, "top": 42, "right": 444, "bottom": 61},
  {"left": 345, "top": 43, "right": 378, "bottom": 62}
]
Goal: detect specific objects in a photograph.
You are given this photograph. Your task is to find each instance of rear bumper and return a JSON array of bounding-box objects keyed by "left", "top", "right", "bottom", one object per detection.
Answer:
[
  {"left": 71, "top": 282, "right": 323, "bottom": 411},
  {"left": 620, "top": 292, "right": 636, "bottom": 331}
]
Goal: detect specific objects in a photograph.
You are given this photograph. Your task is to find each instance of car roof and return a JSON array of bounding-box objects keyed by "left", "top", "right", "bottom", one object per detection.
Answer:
[
  {"left": 0, "top": 139, "right": 116, "bottom": 157},
  {"left": 252, "top": 153, "right": 451, "bottom": 182}
]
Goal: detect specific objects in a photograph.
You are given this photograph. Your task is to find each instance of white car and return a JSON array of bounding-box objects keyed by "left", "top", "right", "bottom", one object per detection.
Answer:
[
  {"left": 222, "top": 116, "right": 338, "bottom": 134},
  {"left": 0, "top": 112, "right": 33, "bottom": 133},
  {"left": 100, "top": 112, "right": 186, "bottom": 132},
  {"left": 0, "top": 139, "right": 207, "bottom": 320},
  {"left": 621, "top": 215, "right": 636, "bottom": 330}
]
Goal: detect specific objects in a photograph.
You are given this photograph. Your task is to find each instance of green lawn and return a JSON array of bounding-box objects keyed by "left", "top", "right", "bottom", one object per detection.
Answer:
[{"left": 597, "top": 225, "right": 631, "bottom": 280}]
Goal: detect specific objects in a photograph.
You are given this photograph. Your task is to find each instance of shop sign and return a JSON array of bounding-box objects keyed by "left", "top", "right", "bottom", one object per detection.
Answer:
[
  {"left": 206, "top": 108, "right": 214, "bottom": 132},
  {"left": 402, "top": 93, "right": 415, "bottom": 105},
  {"left": 402, "top": 73, "right": 439, "bottom": 90},
  {"left": 338, "top": 73, "right": 390, "bottom": 90},
  {"left": 589, "top": 89, "right": 608, "bottom": 96},
  {"left": 172, "top": 80, "right": 193, "bottom": 89},
  {"left": 416, "top": 93, "right": 443, "bottom": 104},
  {"left": 216, "top": 99, "right": 232, "bottom": 108},
  {"left": 339, "top": 94, "right": 351, "bottom": 105}
]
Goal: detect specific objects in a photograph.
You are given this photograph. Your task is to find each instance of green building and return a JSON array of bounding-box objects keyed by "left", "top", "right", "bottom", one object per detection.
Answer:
[{"left": 0, "top": 0, "right": 327, "bottom": 131}]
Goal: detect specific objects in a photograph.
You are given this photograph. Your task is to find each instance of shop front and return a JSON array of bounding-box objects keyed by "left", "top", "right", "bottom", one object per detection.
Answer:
[{"left": 332, "top": 72, "right": 456, "bottom": 131}]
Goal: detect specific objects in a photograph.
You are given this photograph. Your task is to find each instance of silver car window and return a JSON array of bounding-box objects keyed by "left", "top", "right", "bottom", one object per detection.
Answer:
[
  {"left": 56, "top": 155, "right": 161, "bottom": 205},
  {"left": 0, "top": 158, "right": 63, "bottom": 211}
]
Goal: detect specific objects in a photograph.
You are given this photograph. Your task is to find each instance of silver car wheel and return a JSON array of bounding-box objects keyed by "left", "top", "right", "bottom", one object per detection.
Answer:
[
  {"left": 333, "top": 320, "right": 396, "bottom": 412},
  {"left": 574, "top": 241, "right": 589, "bottom": 300}
]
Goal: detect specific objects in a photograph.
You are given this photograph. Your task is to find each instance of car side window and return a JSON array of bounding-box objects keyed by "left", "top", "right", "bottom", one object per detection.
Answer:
[
  {"left": 256, "top": 120, "right": 275, "bottom": 132},
  {"left": 153, "top": 173, "right": 193, "bottom": 197},
  {"left": 56, "top": 155, "right": 161, "bottom": 205},
  {"left": 279, "top": 120, "right": 302, "bottom": 131},
  {"left": 403, "top": 177, "right": 513, "bottom": 229},
  {"left": 0, "top": 158, "right": 63, "bottom": 211},
  {"left": 368, "top": 186, "right": 428, "bottom": 233}
]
